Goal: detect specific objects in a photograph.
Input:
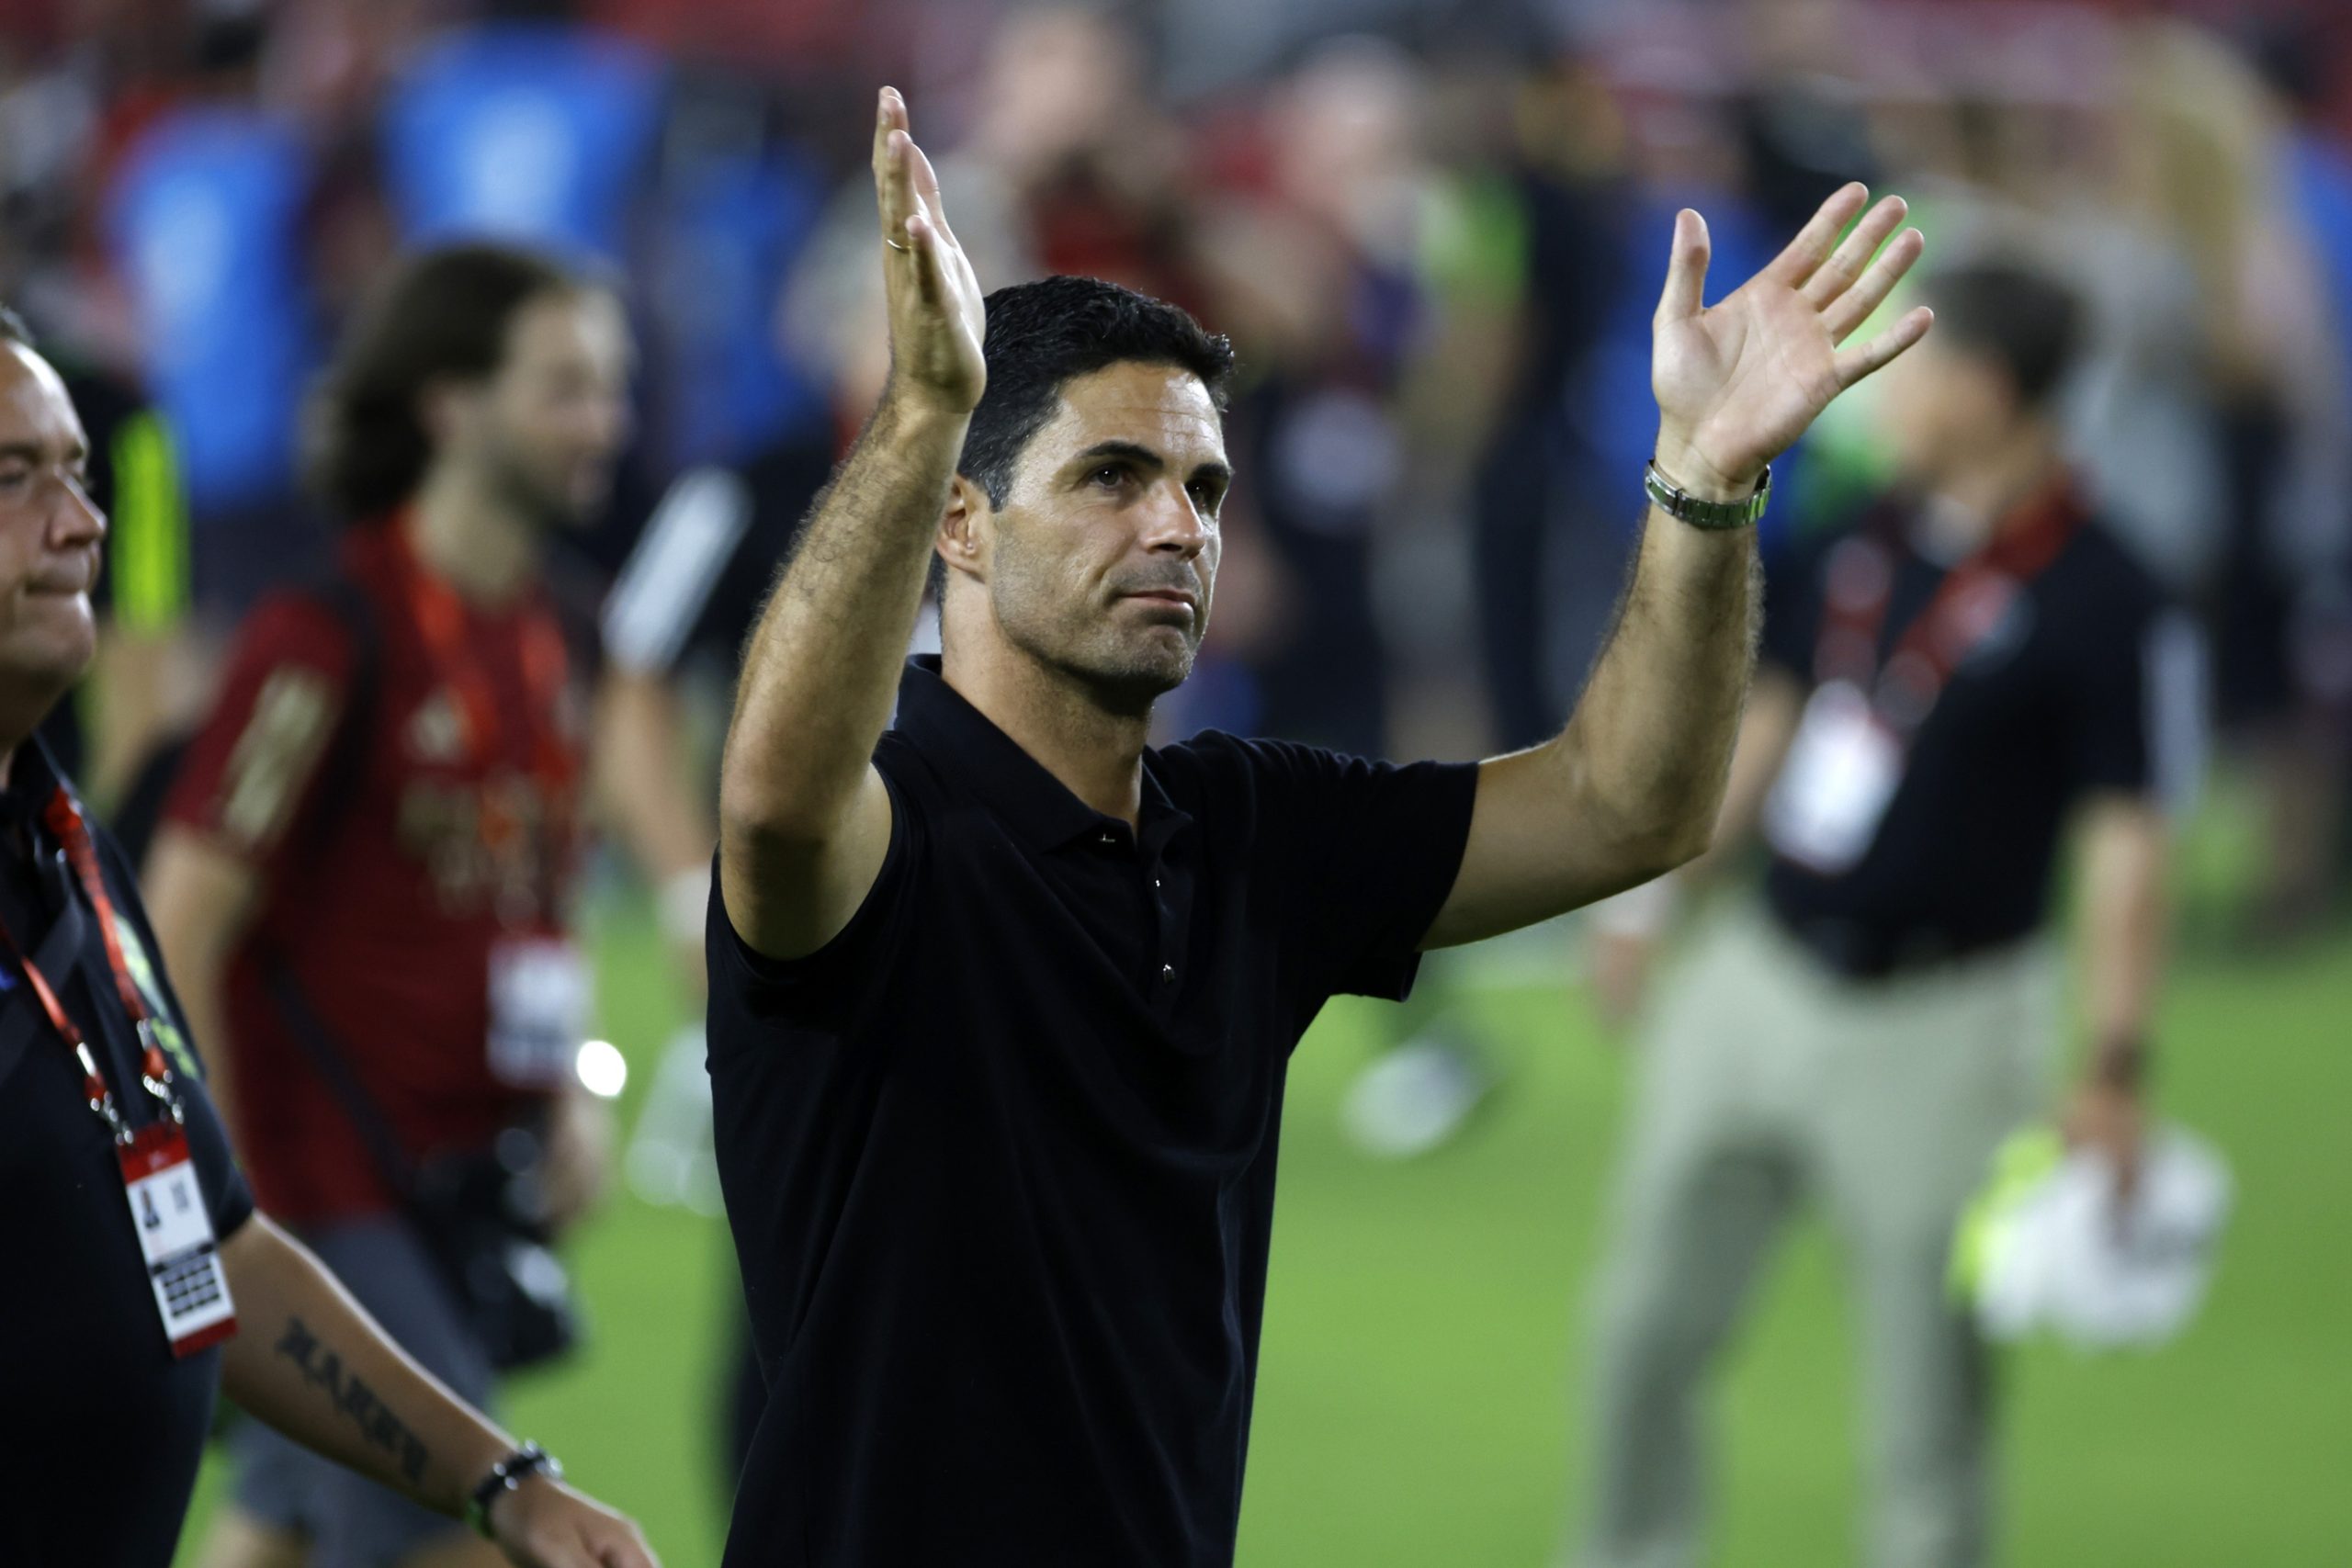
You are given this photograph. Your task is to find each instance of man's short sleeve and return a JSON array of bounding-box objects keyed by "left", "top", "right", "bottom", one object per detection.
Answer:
[
  {"left": 162, "top": 593, "right": 355, "bottom": 873},
  {"left": 179, "top": 1059, "right": 257, "bottom": 1242},
  {"left": 1759, "top": 532, "right": 1828, "bottom": 681},
  {"left": 1228, "top": 738, "right": 1479, "bottom": 1002},
  {"left": 2066, "top": 600, "right": 2208, "bottom": 813},
  {"left": 707, "top": 753, "right": 922, "bottom": 1042}
]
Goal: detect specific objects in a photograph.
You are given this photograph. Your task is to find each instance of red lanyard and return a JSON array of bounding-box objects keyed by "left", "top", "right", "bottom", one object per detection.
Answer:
[
  {"left": 1814, "top": 481, "right": 2084, "bottom": 732},
  {"left": 390, "top": 522, "right": 575, "bottom": 795},
  {"left": 0, "top": 788, "right": 179, "bottom": 1143},
  {"left": 387, "top": 523, "right": 579, "bottom": 879}
]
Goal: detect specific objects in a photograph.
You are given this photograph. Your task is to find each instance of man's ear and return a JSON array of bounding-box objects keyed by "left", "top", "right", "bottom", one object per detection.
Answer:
[{"left": 938, "top": 473, "right": 990, "bottom": 583}]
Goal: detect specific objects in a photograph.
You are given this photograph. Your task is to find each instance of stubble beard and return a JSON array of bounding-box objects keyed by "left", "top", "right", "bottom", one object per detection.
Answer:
[
  {"left": 994, "top": 574, "right": 1201, "bottom": 721},
  {"left": 484, "top": 442, "right": 602, "bottom": 534}
]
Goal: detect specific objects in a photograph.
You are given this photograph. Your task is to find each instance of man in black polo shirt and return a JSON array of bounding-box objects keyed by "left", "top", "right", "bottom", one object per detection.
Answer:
[
  {"left": 1574, "top": 263, "right": 2201, "bottom": 1568},
  {"left": 709, "top": 87, "right": 1933, "bottom": 1565},
  {"left": 0, "top": 309, "right": 657, "bottom": 1566}
]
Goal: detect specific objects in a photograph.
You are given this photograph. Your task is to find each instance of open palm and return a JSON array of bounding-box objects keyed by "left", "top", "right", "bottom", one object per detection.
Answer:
[
  {"left": 1653, "top": 185, "right": 1929, "bottom": 495},
  {"left": 873, "top": 87, "right": 987, "bottom": 413}
]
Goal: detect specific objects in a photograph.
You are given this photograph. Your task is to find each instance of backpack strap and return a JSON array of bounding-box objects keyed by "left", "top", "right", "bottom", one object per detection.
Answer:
[
  {"left": 292, "top": 572, "right": 383, "bottom": 869},
  {"left": 249, "top": 571, "right": 422, "bottom": 1199}
]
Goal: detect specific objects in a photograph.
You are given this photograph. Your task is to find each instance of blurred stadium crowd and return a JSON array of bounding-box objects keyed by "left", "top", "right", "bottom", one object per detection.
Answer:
[
  {"left": 5, "top": 0, "right": 2351, "bottom": 929},
  {"left": 5, "top": 0, "right": 2352, "bottom": 1559}
]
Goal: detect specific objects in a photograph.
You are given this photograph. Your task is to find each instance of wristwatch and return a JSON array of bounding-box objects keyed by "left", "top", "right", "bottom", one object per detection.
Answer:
[
  {"left": 1644, "top": 458, "right": 1771, "bottom": 531},
  {"left": 468, "top": 1442, "right": 562, "bottom": 1540}
]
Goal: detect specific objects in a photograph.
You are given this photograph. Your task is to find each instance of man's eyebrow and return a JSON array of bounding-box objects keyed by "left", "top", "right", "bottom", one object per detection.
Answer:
[
  {"left": 1072, "top": 439, "right": 1167, "bottom": 472},
  {"left": 0, "top": 438, "right": 85, "bottom": 464},
  {"left": 1072, "top": 441, "right": 1232, "bottom": 489}
]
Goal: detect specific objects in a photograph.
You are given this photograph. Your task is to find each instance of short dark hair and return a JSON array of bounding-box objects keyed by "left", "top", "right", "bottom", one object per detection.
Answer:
[
  {"left": 956, "top": 276, "right": 1235, "bottom": 507},
  {"left": 1918, "top": 263, "right": 2083, "bottom": 410},
  {"left": 306, "top": 243, "right": 589, "bottom": 520},
  {"left": 0, "top": 304, "right": 32, "bottom": 349}
]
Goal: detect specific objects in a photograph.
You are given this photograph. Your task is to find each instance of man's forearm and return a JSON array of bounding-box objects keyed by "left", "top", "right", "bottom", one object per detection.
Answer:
[
  {"left": 175, "top": 961, "right": 240, "bottom": 1143},
  {"left": 2080, "top": 798, "right": 2170, "bottom": 1084},
  {"left": 1553, "top": 497, "right": 1759, "bottom": 874},
  {"left": 594, "top": 670, "right": 716, "bottom": 885},
  {"left": 219, "top": 1217, "right": 511, "bottom": 1517},
  {"left": 720, "top": 391, "right": 966, "bottom": 839}
]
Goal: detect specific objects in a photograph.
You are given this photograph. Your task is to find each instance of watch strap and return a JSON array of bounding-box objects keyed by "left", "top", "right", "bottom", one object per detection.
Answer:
[
  {"left": 467, "top": 1442, "right": 562, "bottom": 1540},
  {"left": 1644, "top": 459, "right": 1771, "bottom": 530}
]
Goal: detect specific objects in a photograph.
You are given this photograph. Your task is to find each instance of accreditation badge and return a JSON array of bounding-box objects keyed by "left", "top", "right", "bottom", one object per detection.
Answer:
[
  {"left": 119, "top": 1122, "right": 238, "bottom": 1358},
  {"left": 487, "top": 937, "right": 590, "bottom": 1089},
  {"left": 1762, "top": 680, "right": 1905, "bottom": 875}
]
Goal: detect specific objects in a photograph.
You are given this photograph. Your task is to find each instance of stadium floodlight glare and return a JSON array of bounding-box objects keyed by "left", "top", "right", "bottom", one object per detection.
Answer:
[{"left": 576, "top": 1039, "right": 628, "bottom": 1100}]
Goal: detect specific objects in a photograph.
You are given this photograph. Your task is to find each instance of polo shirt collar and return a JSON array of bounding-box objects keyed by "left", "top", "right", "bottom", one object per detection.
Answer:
[{"left": 895, "top": 656, "right": 1189, "bottom": 852}]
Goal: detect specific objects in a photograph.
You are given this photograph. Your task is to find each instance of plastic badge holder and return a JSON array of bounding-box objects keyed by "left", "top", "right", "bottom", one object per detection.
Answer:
[{"left": 1953, "top": 1122, "right": 2232, "bottom": 1350}]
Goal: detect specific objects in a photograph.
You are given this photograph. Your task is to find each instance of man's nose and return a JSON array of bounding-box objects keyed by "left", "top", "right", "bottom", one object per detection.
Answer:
[
  {"left": 590, "top": 392, "right": 634, "bottom": 456},
  {"left": 1142, "top": 479, "right": 1208, "bottom": 558},
  {"left": 48, "top": 474, "right": 107, "bottom": 548}
]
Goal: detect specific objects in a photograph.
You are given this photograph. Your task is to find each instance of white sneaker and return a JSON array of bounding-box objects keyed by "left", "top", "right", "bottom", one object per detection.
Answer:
[{"left": 1340, "top": 1038, "right": 1492, "bottom": 1160}]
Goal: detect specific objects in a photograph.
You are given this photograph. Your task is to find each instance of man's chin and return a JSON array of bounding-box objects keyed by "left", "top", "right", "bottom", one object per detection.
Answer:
[
  {"left": 1085, "top": 641, "right": 1195, "bottom": 716},
  {"left": 0, "top": 626, "right": 96, "bottom": 716}
]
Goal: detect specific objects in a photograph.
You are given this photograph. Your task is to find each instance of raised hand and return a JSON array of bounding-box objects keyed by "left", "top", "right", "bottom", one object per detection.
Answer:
[
  {"left": 874, "top": 86, "right": 986, "bottom": 415},
  {"left": 1651, "top": 185, "right": 1930, "bottom": 500}
]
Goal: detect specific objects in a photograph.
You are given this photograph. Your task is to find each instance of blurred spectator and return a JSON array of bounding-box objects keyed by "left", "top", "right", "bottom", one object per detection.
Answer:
[
  {"left": 140, "top": 244, "right": 642, "bottom": 1568},
  {"left": 378, "top": 0, "right": 662, "bottom": 263},
  {"left": 106, "top": 7, "right": 317, "bottom": 613},
  {"left": 2229, "top": 18, "right": 2352, "bottom": 936},
  {"left": 1576, "top": 262, "right": 2202, "bottom": 1568}
]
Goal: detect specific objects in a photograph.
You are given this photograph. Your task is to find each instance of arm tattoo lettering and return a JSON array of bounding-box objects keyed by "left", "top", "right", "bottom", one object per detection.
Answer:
[{"left": 272, "top": 1315, "right": 430, "bottom": 1485}]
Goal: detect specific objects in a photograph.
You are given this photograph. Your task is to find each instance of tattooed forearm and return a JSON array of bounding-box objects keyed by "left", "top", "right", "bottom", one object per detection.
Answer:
[{"left": 273, "top": 1315, "right": 430, "bottom": 1485}]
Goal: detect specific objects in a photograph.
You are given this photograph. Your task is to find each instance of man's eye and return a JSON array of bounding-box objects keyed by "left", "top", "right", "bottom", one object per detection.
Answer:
[
  {"left": 1091, "top": 465, "right": 1128, "bottom": 488},
  {"left": 1188, "top": 481, "right": 1222, "bottom": 513},
  {"left": 0, "top": 467, "right": 29, "bottom": 492}
]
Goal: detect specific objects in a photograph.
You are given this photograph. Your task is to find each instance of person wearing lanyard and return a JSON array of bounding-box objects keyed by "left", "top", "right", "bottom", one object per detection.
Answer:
[
  {"left": 0, "top": 311, "right": 657, "bottom": 1563},
  {"left": 133, "top": 245, "right": 671, "bottom": 1568},
  {"left": 705, "top": 91, "right": 1934, "bottom": 1565},
  {"left": 1573, "top": 262, "right": 2204, "bottom": 1568}
]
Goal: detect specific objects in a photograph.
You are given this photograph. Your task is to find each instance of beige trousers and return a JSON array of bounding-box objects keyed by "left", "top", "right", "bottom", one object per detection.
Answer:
[{"left": 1579, "top": 901, "right": 2061, "bottom": 1568}]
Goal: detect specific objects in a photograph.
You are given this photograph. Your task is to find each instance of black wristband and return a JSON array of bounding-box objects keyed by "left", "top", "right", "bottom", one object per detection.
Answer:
[
  {"left": 467, "top": 1442, "right": 561, "bottom": 1540},
  {"left": 2092, "top": 1034, "right": 2149, "bottom": 1092}
]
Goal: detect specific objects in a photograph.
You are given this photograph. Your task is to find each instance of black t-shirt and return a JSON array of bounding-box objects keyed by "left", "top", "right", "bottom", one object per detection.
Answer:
[
  {"left": 0, "top": 739, "right": 255, "bottom": 1566},
  {"left": 707, "top": 657, "right": 1478, "bottom": 1567},
  {"left": 1758, "top": 497, "right": 2199, "bottom": 972}
]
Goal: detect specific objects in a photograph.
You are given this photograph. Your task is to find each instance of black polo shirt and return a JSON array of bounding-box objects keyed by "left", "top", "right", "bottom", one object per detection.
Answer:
[
  {"left": 707, "top": 656, "right": 1478, "bottom": 1567},
  {"left": 0, "top": 739, "right": 254, "bottom": 1566},
  {"left": 1758, "top": 497, "right": 2200, "bottom": 975}
]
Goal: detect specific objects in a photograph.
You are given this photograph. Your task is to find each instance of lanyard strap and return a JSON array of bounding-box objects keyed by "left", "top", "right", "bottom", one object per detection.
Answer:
[
  {"left": 1814, "top": 482, "right": 2084, "bottom": 731},
  {"left": 390, "top": 525, "right": 579, "bottom": 908},
  {"left": 390, "top": 523, "right": 577, "bottom": 798},
  {"left": 0, "top": 788, "right": 178, "bottom": 1139}
]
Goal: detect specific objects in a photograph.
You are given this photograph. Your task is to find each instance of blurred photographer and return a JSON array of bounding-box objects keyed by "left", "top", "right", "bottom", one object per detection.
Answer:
[
  {"left": 144, "top": 245, "right": 648, "bottom": 1568},
  {"left": 1575, "top": 261, "right": 2203, "bottom": 1568}
]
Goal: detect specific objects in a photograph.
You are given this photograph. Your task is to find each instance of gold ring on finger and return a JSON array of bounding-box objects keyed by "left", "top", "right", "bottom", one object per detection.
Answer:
[{"left": 884, "top": 237, "right": 911, "bottom": 254}]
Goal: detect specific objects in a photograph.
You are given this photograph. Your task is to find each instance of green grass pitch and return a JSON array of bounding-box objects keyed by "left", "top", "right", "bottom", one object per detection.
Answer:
[{"left": 173, "top": 894, "right": 2351, "bottom": 1566}]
